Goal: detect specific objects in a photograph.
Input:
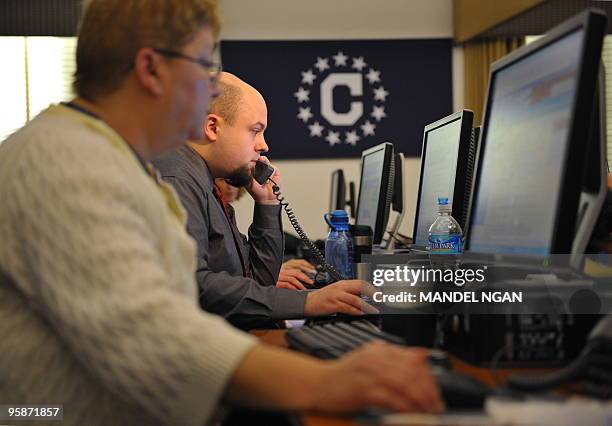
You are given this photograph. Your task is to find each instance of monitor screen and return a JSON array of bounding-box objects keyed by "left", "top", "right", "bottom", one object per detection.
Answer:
[
  {"left": 414, "top": 119, "right": 462, "bottom": 246},
  {"left": 355, "top": 143, "right": 394, "bottom": 245},
  {"left": 468, "top": 30, "right": 584, "bottom": 256}
]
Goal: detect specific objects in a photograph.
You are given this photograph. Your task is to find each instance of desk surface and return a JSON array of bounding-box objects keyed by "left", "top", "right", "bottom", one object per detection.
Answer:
[{"left": 251, "top": 329, "right": 558, "bottom": 426}]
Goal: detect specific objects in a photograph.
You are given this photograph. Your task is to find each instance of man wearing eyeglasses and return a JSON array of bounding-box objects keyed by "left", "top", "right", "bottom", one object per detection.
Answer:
[
  {"left": 154, "top": 72, "right": 378, "bottom": 330},
  {"left": 153, "top": 47, "right": 223, "bottom": 78}
]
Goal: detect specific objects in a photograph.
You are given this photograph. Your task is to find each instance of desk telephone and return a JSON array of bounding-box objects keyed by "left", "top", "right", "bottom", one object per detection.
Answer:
[
  {"left": 253, "top": 160, "right": 344, "bottom": 282},
  {"left": 508, "top": 315, "right": 612, "bottom": 396}
]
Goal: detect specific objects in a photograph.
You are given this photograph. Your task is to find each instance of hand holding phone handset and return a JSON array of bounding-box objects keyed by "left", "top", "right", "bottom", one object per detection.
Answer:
[
  {"left": 507, "top": 315, "right": 612, "bottom": 392},
  {"left": 253, "top": 160, "right": 275, "bottom": 185},
  {"left": 252, "top": 160, "right": 345, "bottom": 282}
]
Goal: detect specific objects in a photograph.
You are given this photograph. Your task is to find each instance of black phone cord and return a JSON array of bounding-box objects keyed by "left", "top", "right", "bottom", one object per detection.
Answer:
[{"left": 269, "top": 179, "right": 345, "bottom": 282}]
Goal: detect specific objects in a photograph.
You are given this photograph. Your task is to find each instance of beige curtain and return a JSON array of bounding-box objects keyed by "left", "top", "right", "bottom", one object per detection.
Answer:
[{"left": 463, "top": 37, "right": 525, "bottom": 125}]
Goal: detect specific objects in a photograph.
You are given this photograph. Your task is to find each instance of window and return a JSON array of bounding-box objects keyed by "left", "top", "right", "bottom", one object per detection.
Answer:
[
  {"left": 0, "top": 37, "right": 76, "bottom": 143},
  {"left": 27, "top": 37, "right": 77, "bottom": 120},
  {"left": 0, "top": 38, "right": 28, "bottom": 142}
]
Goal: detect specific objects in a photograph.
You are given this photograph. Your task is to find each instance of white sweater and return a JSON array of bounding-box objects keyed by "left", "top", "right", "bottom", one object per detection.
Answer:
[{"left": 0, "top": 105, "right": 256, "bottom": 426}]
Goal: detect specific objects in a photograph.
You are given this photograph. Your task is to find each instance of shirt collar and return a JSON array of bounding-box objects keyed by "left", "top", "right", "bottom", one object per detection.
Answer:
[{"left": 61, "top": 101, "right": 150, "bottom": 173}]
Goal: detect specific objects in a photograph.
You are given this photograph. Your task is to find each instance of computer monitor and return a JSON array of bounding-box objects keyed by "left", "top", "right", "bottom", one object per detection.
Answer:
[
  {"left": 329, "top": 169, "right": 356, "bottom": 217},
  {"left": 329, "top": 169, "right": 346, "bottom": 212},
  {"left": 466, "top": 9, "right": 607, "bottom": 262},
  {"left": 412, "top": 110, "right": 475, "bottom": 247},
  {"left": 572, "top": 64, "right": 607, "bottom": 266},
  {"left": 391, "top": 153, "right": 405, "bottom": 214},
  {"left": 355, "top": 142, "right": 395, "bottom": 245},
  {"left": 462, "top": 125, "right": 481, "bottom": 231},
  {"left": 385, "top": 152, "right": 406, "bottom": 249}
]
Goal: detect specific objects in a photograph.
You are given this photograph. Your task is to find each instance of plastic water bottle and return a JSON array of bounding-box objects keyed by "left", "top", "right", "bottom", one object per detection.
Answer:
[
  {"left": 428, "top": 198, "right": 463, "bottom": 269},
  {"left": 324, "top": 210, "right": 354, "bottom": 280}
]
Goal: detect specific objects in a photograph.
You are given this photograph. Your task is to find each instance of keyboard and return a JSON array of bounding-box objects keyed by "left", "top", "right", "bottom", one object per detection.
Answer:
[
  {"left": 286, "top": 319, "right": 406, "bottom": 358},
  {"left": 286, "top": 320, "right": 493, "bottom": 410}
]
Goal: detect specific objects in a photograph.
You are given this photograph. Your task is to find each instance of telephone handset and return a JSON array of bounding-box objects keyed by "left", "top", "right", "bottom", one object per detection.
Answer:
[
  {"left": 253, "top": 160, "right": 275, "bottom": 186},
  {"left": 507, "top": 315, "right": 612, "bottom": 394},
  {"left": 252, "top": 160, "right": 345, "bottom": 282}
]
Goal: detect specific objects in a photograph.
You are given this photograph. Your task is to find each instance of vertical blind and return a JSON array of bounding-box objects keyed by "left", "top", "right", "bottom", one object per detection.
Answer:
[
  {"left": 0, "top": 36, "right": 76, "bottom": 143},
  {"left": 0, "top": 37, "right": 28, "bottom": 142}
]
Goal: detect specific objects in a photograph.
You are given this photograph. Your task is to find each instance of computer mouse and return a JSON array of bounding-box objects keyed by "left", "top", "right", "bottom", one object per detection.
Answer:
[
  {"left": 432, "top": 368, "right": 492, "bottom": 410},
  {"left": 304, "top": 271, "right": 328, "bottom": 288}
]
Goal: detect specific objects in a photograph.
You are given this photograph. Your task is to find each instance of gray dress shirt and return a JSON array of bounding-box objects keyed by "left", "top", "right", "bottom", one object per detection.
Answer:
[{"left": 153, "top": 145, "right": 307, "bottom": 328}]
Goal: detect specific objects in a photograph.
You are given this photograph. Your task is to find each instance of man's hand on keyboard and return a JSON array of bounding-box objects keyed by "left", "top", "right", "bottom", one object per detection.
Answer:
[
  {"left": 281, "top": 259, "right": 317, "bottom": 274},
  {"left": 276, "top": 267, "right": 314, "bottom": 290},
  {"left": 304, "top": 280, "right": 379, "bottom": 316},
  {"left": 312, "top": 342, "right": 444, "bottom": 413}
]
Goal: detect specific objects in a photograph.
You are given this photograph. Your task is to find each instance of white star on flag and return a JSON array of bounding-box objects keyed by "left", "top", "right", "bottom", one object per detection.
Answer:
[
  {"left": 373, "top": 86, "right": 389, "bottom": 102},
  {"left": 326, "top": 130, "right": 341, "bottom": 146},
  {"left": 294, "top": 87, "right": 310, "bottom": 103},
  {"left": 371, "top": 105, "right": 387, "bottom": 122},
  {"left": 333, "top": 51, "right": 348, "bottom": 66},
  {"left": 352, "top": 57, "right": 367, "bottom": 71},
  {"left": 308, "top": 121, "right": 325, "bottom": 137},
  {"left": 361, "top": 120, "right": 376, "bottom": 136},
  {"left": 297, "top": 107, "right": 313, "bottom": 123},
  {"left": 345, "top": 130, "right": 360, "bottom": 146},
  {"left": 366, "top": 68, "right": 381, "bottom": 84},
  {"left": 314, "top": 57, "right": 330, "bottom": 72},
  {"left": 301, "top": 69, "right": 317, "bottom": 85}
]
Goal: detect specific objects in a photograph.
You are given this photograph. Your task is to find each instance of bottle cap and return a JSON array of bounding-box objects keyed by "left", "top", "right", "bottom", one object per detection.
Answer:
[
  {"left": 437, "top": 197, "right": 451, "bottom": 213},
  {"left": 325, "top": 210, "right": 350, "bottom": 231}
]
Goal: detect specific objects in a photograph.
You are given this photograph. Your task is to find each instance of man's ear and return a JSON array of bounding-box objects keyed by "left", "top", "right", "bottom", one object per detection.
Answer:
[
  {"left": 133, "top": 48, "right": 164, "bottom": 97},
  {"left": 204, "top": 114, "right": 221, "bottom": 142}
]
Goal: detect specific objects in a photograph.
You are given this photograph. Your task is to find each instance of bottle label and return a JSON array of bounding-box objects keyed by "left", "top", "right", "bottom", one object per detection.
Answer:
[{"left": 428, "top": 234, "right": 462, "bottom": 254}]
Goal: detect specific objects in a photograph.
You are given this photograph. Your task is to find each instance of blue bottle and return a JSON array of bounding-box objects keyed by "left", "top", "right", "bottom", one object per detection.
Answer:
[
  {"left": 428, "top": 198, "right": 463, "bottom": 269},
  {"left": 324, "top": 210, "right": 354, "bottom": 280}
]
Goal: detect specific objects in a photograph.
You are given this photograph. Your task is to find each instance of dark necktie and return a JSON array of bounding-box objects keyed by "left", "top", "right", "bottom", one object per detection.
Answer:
[
  {"left": 212, "top": 184, "right": 233, "bottom": 222},
  {"left": 212, "top": 184, "right": 252, "bottom": 278}
]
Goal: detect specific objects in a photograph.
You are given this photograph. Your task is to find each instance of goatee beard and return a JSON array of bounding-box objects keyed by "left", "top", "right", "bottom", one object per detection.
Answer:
[{"left": 226, "top": 164, "right": 252, "bottom": 187}]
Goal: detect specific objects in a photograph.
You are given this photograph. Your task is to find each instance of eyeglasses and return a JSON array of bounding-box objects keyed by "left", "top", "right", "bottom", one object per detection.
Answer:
[{"left": 153, "top": 48, "right": 222, "bottom": 82}]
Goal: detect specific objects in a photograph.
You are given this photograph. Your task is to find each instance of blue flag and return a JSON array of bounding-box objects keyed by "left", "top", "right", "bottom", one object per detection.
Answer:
[{"left": 220, "top": 39, "right": 452, "bottom": 159}]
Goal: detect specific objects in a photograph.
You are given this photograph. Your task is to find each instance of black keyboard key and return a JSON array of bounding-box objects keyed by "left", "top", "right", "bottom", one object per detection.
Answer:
[
  {"left": 308, "top": 325, "right": 361, "bottom": 351},
  {"left": 285, "top": 328, "right": 343, "bottom": 358},
  {"left": 350, "top": 321, "right": 407, "bottom": 345},
  {"left": 323, "top": 324, "right": 373, "bottom": 346},
  {"left": 333, "top": 322, "right": 387, "bottom": 344}
]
